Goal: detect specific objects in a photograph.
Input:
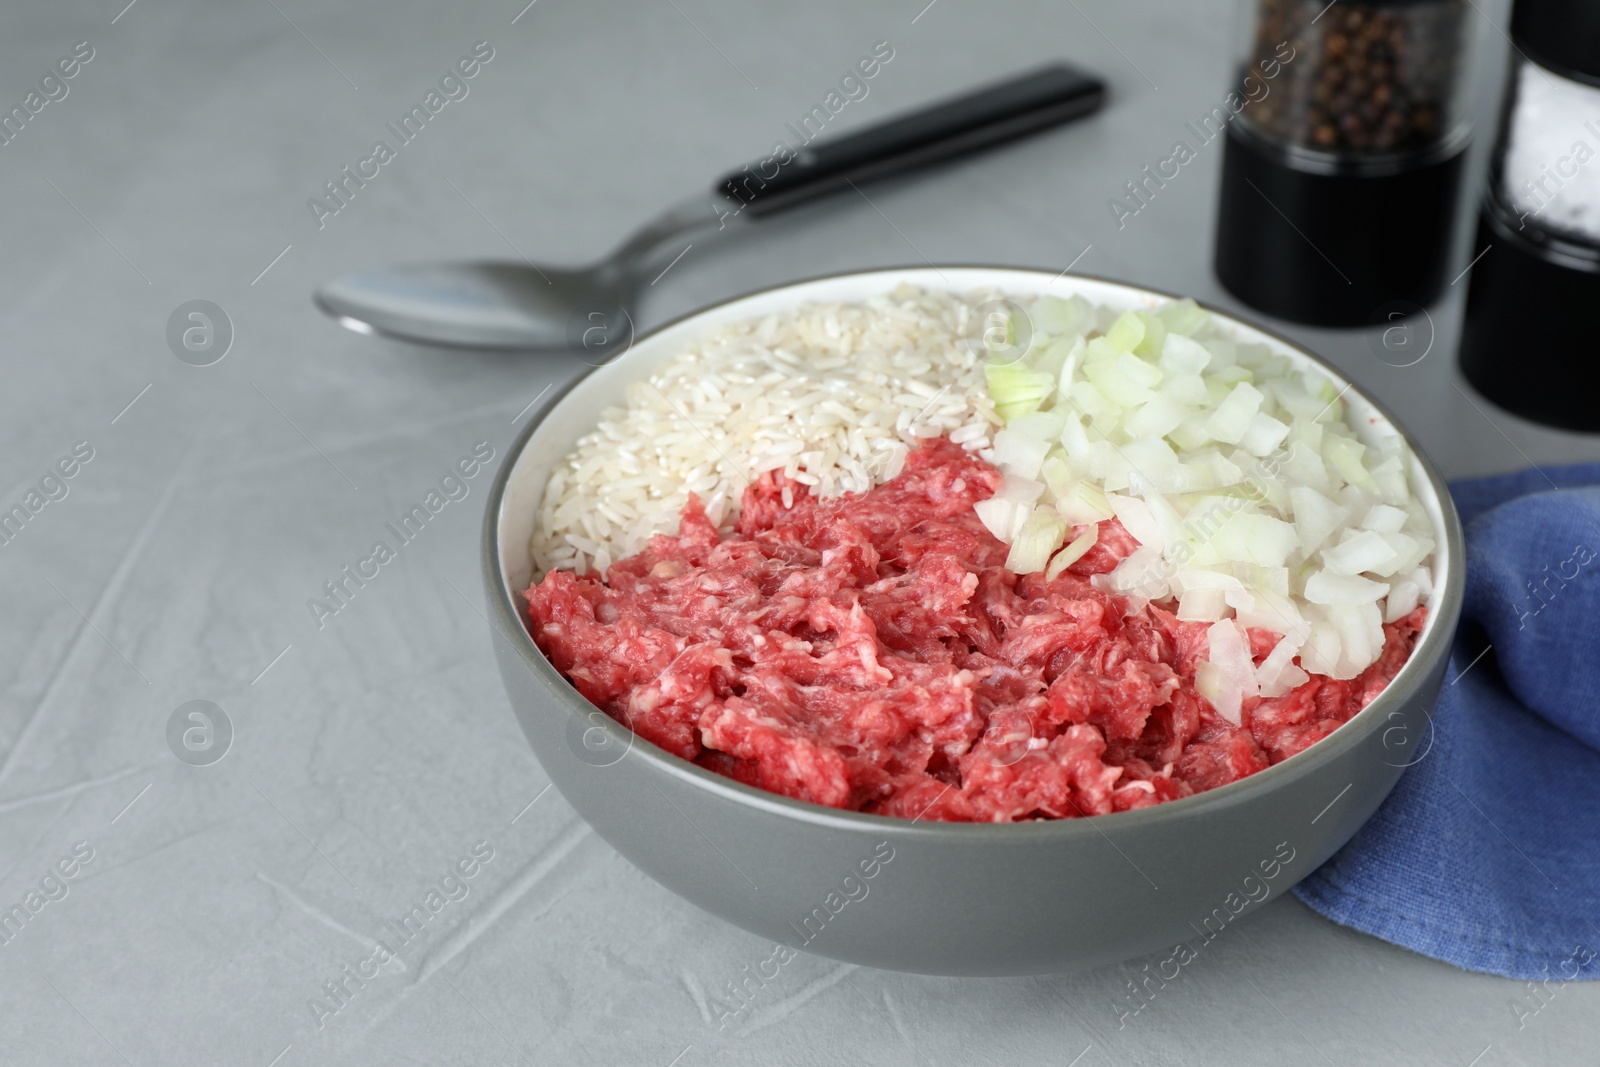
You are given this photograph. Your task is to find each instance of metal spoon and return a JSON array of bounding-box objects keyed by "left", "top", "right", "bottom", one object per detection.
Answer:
[{"left": 314, "top": 63, "right": 1104, "bottom": 354}]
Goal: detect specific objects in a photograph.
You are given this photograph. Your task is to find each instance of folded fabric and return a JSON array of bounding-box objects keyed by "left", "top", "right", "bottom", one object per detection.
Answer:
[{"left": 1294, "top": 462, "right": 1600, "bottom": 982}]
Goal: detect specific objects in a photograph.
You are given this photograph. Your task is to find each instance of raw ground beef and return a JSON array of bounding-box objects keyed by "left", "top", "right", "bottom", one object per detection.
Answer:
[{"left": 526, "top": 438, "right": 1426, "bottom": 823}]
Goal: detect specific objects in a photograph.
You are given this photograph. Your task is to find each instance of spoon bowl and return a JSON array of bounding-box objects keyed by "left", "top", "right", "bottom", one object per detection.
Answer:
[{"left": 314, "top": 260, "right": 636, "bottom": 353}]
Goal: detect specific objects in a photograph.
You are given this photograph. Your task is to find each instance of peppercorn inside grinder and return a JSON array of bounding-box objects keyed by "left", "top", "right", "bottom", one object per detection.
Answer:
[
  {"left": 1214, "top": 0, "right": 1477, "bottom": 326},
  {"left": 1459, "top": 0, "right": 1600, "bottom": 431}
]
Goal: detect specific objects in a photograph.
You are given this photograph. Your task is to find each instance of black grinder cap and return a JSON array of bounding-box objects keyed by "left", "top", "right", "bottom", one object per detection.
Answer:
[{"left": 1512, "top": 0, "right": 1600, "bottom": 86}]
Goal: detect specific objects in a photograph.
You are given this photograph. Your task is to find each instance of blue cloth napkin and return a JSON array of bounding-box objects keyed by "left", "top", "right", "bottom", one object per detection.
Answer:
[{"left": 1293, "top": 462, "right": 1600, "bottom": 983}]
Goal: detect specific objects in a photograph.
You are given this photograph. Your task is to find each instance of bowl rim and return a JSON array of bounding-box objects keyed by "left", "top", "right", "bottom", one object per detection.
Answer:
[{"left": 482, "top": 264, "right": 1466, "bottom": 841}]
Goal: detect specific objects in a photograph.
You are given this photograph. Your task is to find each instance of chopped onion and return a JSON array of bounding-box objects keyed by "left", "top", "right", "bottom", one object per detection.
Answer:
[
  {"left": 1159, "top": 298, "right": 1209, "bottom": 337},
  {"left": 1107, "top": 494, "right": 1164, "bottom": 552},
  {"left": 1006, "top": 508, "right": 1068, "bottom": 574},
  {"left": 1305, "top": 570, "right": 1388, "bottom": 605},
  {"left": 1204, "top": 382, "right": 1265, "bottom": 444},
  {"left": 975, "top": 497, "right": 1027, "bottom": 543},
  {"left": 1324, "top": 434, "right": 1377, "bottom": 493},
  {"left": 1159, "top": 333, "right": 1212, "bottom": 374},
  {"left": 1389, "top": 534, "right": 1436, "bottom": 577},
  {"left": 1100, "top": 545, "right": 1168, "bottom": 598},
  {"left": 1032, "top": 294, "right": 1093, "bottom": 335},
  {"left": 1059, "top": 411, "right": 1093, "bottom": 456},
  {"left": 1199, "top": 619, "right": 1258, "bottom": 725},
  {"left": 1361, "top": 504, "right": 1408, "bottom": 534},
  {"left": 1192, "top": 513, "right": 1299, "bottom": 568},
  {"left": 1126, "top": 393, "right": 1192, "bottom": 440},
  {"left": 992, "top": 427, "right": 1053, "bottom": 481},
  {"left": 1385, "top": 577, "right": 1421, "bottom": 622},
  {"left": 1055, "top": 479, "right": 1114, "bottom": 525},
  {"left": 1257, "top": 635, "right": 1311, "bottom": 697},
  {"left": 1040, "top": 453, "right": 1075, "bottom": 499},
  {"left": 1068, "top": 379, "right": 1119, "bottom": 424},
  {"left": 1177, "top": 587, "right": 1229, "bottom": 621},
  {"left": 1106, "top": 310, "right": 1145, "bottom": 352},
  {"left": 985, "top": 361, "right": 1052, "bottom": 420},
  {"left": 996, "top": 474, "right": 1046, "bottom": 505},
  {"left": 1230, "top": 563, "right": 1289, "bottom": 595},
  {"left": 1370, "top": 454, "right": 1409, "bottom": 505},
  {"left": 1299, "top": 622, "right": 1341, "bottom": 677},
  {"left": 1173, "top": 568, "right": 1245, "bottom": 593},
  {"left": 1045, "top": 524, "right": 1099, "bottom": 580},
  {"left": 1322, "top": 530, "right": 1400, "bottom": 576},
  {"left": 973, "top": 293, "right": 1435, "bottom": 681},
  {"left": 1289, "top": 486, "right": 1349, "bottom": 559},
  {"left": 1407, "top": 564, "right": 1434, "bottom": 600},
  {"left": 1231, "top": 587, "right": 1308, "bottom": 642},
  {"left": 1239, "top": 411, "right": 1291, "bottom": 457},
  {"left": 1025, "top": 337, "right": 1078, "bottom": 382},
  {"left": 1085, "top": 351, "right": 1162, "bottom": 407},
  {"left": 1328, "top": 602, "right": 1384, "bottom": 680},
  {"left": 1007, "top": 409, "right": 1069, "bottom": 442}
]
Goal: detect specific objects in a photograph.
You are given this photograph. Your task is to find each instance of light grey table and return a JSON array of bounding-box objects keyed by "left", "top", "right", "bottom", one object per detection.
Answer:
[{"left": 2, "top": 1, "right": 1594, "bottom": 1064}]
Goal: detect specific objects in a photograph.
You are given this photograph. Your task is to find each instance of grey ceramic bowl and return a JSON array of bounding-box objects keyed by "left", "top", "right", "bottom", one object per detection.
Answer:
[{"left": 483, "top": 267, "right": 1464, "bottom": 977}]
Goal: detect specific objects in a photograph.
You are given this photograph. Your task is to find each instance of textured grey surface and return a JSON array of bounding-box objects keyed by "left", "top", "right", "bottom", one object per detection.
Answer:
[{"left": 0, "top": 1, "right": 1595, "bottom": 1065}]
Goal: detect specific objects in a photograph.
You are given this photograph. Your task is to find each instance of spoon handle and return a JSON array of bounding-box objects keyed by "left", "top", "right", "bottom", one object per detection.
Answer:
[{"left": 714, "top": 63, "right": 1105, "bottom": 218}]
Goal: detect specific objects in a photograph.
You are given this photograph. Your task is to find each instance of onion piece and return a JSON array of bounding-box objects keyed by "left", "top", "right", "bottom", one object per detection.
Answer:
[
  {"left": 1106, "top": 311, "right": 1145, "bottom": 352},
  {"left": 1205, "top": 382, "right": 1265, "bottom": 444},
  {"left": 1305, "top": 570, "right": 1388, "bottom": 605},
  {"left": 1044, "top": 524, "right": 1099, "bottom": 580},
  {"left": 1361, "top": 504, "right": 1407, "bottom": 534},
  {"left": 1159, "top": 298, "right": 1208, "bottom": 337},
  {"left": 1100, "top": 545, "right": 1168, "bottom": 599},
  {"left": 1192, "top": 513, "right": 1299, "bottom": 568},
  {"left": 1289, "top": 486, "right": 1349, "bottom": 559},
  {"left": 985, "top": 361, "right": 1052, "bottom": 420},
  {"left": 1323, "top": 530, "right": 1400, "bottom": 576},
  {"left": 1159, "top": 332, "right": 1212, "bottom": 374},
  {"left": 1199, "top": 619, "right": 1258, "bottom": 726},
  {"left": 1107, "top": 494, "right": 1164, "bottom": 553},
  {"left": 1231, "top": 587, "right": 1308, "bottom": 643},
  {"left": 1239, "top": 412, "right": 1291, "bottom": 457},
  {"left": 975, "top": 497, "right": 1027, "bottom": 544},
  {"left": 1385, "top": 577, "right": 1421, "bottom": 622},
  {"left": 1257, "top": 635, "right": 1311, "bottom": 697},
  {"left": 996, "top": 474, "right": 1046, "bottom": 505},
  {"left": 1032, "top": 294, "right": 1093, "bottom": 335},
  {"left": 992, "top": 427, "right": 1053, "bottom": 481},
  {"left": 1085, "top": 351, "right": 1162, "bottom": 406},
  {"left": 1177, "top": 587, "right": 1229, "bottom": 622},
  {"left": 1324, "top": 434, "right": 1378, "bottom": 493},
  {"left": 1006, "top": 508, "right": 1068, "bottom": 574},
  {"left": 1299, "top": 622, "right": 1342, "bottom": 677}
]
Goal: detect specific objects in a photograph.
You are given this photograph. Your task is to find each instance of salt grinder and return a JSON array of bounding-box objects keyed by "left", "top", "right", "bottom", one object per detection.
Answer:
[{"left": 1459, "top": 0, "right": 1600, "bottom": 431}]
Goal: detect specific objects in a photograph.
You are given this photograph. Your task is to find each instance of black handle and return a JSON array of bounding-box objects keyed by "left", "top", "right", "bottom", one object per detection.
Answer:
[{"left": 715, "top": 63, "right": 1105, "bottom": 217}]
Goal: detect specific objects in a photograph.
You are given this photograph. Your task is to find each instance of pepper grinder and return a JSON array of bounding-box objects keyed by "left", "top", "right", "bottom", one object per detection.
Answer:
[{"left": 1213, "top": 0, "right": 1478, "bottom": 327}]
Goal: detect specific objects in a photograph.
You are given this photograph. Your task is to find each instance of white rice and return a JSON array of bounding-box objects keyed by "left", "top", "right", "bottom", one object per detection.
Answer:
[{"left": 532, "top": 285, "right": 1004, "bottom": 575}]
